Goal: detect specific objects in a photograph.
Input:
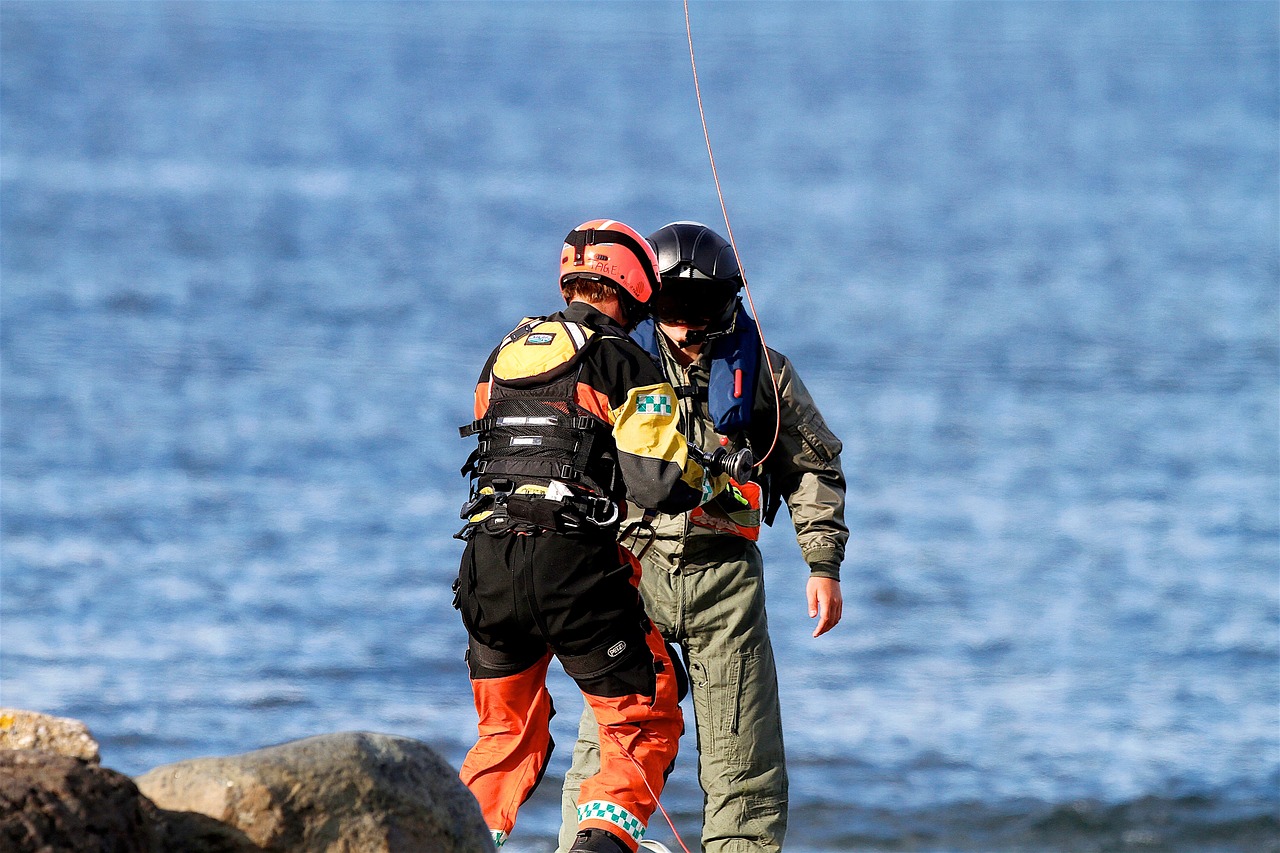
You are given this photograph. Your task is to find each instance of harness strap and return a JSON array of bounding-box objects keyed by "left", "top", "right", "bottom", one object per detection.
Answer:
[
  {"left": 475, "top": 458, "right": 582, "bottom": 481},
  {"left": 462, "top": 482, "right": 620, "bottom": 536},
  {"left": 670, "top": 384, "right": 707, "bottom": 401},
  {"left": 462, "top": 412, "right": 593, "bottom": 439},
  {"left": 499, "top": 317, "right": 545, "bottom": 348}
]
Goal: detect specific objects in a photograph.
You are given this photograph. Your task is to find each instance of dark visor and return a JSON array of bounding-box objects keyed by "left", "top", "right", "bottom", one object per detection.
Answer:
[{"left": 654, "top": 276, "right": 739, "bottom": 324}]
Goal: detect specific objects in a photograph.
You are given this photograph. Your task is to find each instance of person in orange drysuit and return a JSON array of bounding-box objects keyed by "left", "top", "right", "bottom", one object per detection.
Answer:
[{"left": 454, "top": 219, "right": 743, "bottom": 853}]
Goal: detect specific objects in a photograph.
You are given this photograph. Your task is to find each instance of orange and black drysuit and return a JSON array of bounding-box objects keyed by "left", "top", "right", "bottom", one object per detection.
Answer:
[{"left": 454, "top": 301, "right": 725, "bottom": 852}]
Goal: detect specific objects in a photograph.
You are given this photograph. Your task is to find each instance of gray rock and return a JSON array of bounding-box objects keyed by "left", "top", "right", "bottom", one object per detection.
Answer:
[
  {"left": 0, "top": 749, "right": 154, "bottom": 853},
  {"left": 135, "top": 731, "right": 491, "bottom": 853},
  {"left": 0, "top": 708, "right": 101, "bottom": 763}
]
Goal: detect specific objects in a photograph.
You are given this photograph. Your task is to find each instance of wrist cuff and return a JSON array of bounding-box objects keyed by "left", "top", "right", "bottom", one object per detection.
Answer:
[
  {"left": 807, "top": 560, "right": 841, "bottom": 581},
  {"left": 803, "top": 544, "right": 842, "bottom": 580}
]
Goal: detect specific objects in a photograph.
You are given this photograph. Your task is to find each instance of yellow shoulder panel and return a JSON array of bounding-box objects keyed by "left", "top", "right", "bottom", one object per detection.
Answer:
[
  {"left": 610, "top": 383, "right": 687, "bottom": 463},
  {"left": 492, "top": 321, "right": 596, "bottom": 383}
]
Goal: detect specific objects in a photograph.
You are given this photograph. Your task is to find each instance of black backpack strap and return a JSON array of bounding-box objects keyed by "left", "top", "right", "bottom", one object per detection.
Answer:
[{"left": 499, "top": 316, "right": 546, "bottom": 348}]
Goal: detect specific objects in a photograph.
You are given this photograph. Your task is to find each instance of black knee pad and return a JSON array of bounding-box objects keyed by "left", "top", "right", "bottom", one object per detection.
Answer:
[
  {"left": 466, "top": 635, "right": 545, "bottom": 679},
  {"left": 559, "top": 629, "right": 655, "bottom": 699}
]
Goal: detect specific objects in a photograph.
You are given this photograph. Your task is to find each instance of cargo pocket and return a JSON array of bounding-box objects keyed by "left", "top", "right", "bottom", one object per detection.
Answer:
[
  {"left": 689, "top": 652, "right": 758, "bottom": 773},
  {"left": 731, "top": 648, "right": 786, "bottom": 777},
  {"left": 797, "top": 408, "right": 842, "bottom": 464}
]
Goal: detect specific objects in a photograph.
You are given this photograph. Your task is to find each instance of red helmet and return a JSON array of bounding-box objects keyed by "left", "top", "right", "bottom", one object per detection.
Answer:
[{"left": 559, "top": 219, "right": 661, "bottom": 309}]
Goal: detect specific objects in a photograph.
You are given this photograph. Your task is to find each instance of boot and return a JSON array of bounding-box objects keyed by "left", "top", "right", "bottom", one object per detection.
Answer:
[{"left": 568, "top": 828, "right": 631, "bottom": 853}]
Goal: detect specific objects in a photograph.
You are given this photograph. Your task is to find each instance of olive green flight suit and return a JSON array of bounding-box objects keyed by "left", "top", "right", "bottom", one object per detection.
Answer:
[{"left": 558, "top": 335, "right": 848, "bottom": 853}]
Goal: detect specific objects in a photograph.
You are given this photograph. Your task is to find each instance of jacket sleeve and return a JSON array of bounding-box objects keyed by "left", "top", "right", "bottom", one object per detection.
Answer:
[
  {"left": 585, "top": 340, "right": 729, "bottom": 513},
  {"left": 759, "top": 349, "right": 849, "bottom": 579},
  {"left": 473, "top": 348, "right": 498, "bottom": 419}
]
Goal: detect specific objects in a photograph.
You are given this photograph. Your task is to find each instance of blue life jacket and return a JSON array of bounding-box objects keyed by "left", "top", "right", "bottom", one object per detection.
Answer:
[{"left": 632, "top": 309, "right": 762, "bottom": 435}]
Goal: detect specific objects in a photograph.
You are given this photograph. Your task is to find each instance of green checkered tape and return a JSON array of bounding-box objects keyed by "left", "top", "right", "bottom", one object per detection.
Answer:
[
  {"left": 578, "top": 799, "right": 646, "bottom": 843},
  {"left": 635, "top": 394, "right": 672, "bottom": 415},
  {"left": 491, "top": 829, "right": 508, "bottom": 849}
]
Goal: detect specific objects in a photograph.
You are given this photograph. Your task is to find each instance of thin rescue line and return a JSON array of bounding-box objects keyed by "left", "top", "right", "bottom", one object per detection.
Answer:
[
  {"left": 684, "top": 0, "right": 782, "bottom": 466},
  {"left": 616, "top": 11, "right": 786, "bottom": 853},
  {"left": 601, "top": 726, "right": 693, "bottom": 853}
]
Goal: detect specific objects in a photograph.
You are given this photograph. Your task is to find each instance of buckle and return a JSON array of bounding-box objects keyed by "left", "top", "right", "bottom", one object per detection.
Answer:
[
  {"left": 458, "top": 417, "right": 492, "bottom": 438},
  {"left": 590, "top": 498, "right": 620, "bottom": 527}
]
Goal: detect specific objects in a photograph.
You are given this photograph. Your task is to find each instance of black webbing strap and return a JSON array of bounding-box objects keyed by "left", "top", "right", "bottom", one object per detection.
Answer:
[
  {"left": 671, "top": 384, "right": 707, "bottom": 401},
  {"left": 569, "top": 424, "right": 596, "bottom": 489},
  {"left": 459, "top": 418, "right": 489, "bottom": 438},
  {"left": 500, "top": 317, "right": 545, "bottom": 349},
  {"left": 475, "top": 457, "right": 577, "bottom": 481},
  {"left": 460, "top": 412, "right": 594, "bottom": 439}
]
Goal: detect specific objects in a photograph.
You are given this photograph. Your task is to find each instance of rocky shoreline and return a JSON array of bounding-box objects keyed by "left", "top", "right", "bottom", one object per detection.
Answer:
[{"left": 0, "top": 708, "right": 492, "bottom": 852}]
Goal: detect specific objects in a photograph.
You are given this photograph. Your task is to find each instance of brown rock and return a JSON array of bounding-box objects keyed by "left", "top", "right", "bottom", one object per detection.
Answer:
[
  {"left": 135, "top": 731, "right": 491, "bottom": 853},
  {"left": 0, "top": 749, "right": 153, "bottom": 853},
  {"left": 148, "top": 808, "right": 260, "bottom": 853},
  {"left": 0, "top": 708, "right": 101, "bottom": 763}
]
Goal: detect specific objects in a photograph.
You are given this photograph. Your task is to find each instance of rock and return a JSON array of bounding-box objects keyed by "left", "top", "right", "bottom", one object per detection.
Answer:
[
  {"left": 0, "top": 708, "right": 101, "bottom": 763},
  {"left": 135, "top": 731, "right": 491, "bottom": 853},
  {"left": 0, "top": 749, "right": 154, "bottom": 853},
  {"left": 148, "top": 808, "right": 260, "bottom": 853}
]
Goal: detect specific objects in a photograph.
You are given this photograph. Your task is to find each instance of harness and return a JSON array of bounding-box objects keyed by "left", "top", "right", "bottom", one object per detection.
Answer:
[
  {"left": 632, "top": 304, "right": 761, "bottom": 435},
  {"left": 633, "top": 306, "right": 785, "bottom": 531},
  {"left": 458, "top": 317, "right": 625, "bottom": 538}
]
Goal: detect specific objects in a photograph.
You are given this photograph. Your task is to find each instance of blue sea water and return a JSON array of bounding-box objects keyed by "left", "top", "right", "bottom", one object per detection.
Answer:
[{"left": 1, "top": 2, "right": 1276, "bottom": 851}]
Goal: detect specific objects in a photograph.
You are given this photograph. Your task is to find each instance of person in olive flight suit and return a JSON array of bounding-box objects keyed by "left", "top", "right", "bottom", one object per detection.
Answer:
[{"left": 559, "top": 222, "right": 848, "bottom": 853}]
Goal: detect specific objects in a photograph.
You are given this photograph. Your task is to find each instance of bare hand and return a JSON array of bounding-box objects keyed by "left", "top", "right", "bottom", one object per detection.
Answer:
[{"left": 806, "top": 576, "right": 843, "bottom": 638}]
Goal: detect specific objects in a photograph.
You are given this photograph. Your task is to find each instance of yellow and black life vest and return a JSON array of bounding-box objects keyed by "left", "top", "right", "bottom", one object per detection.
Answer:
[{"left": 458, "top": 318, "right": 624, "bottom": 535}]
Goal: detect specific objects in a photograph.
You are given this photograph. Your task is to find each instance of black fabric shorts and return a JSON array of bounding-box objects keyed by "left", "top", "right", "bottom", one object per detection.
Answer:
[{"left": 456, "top": 530, "right": 656, "bottom": 699}]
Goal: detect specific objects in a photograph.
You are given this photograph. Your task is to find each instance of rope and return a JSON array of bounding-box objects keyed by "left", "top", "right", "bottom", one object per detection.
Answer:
[
  {"left": 578, "top": 13, "right": 788, "bottom": 853},
  {"left": 683, "top": 0, "right": 782, "bottom": 465},
  {"left": 599, "top": 725, "right": 694, "bottom": 853}
]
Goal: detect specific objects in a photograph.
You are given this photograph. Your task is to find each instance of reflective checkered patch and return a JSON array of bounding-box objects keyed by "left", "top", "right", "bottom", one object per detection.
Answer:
[
  {"left": 578, "top": 799, "right": 646, "bottom": 843},
  {"left": 635, "top": 393, "right": 672, "bottom": 415},
  {"left": 491, "top": 828, "right": 508, "bottom": 848}
]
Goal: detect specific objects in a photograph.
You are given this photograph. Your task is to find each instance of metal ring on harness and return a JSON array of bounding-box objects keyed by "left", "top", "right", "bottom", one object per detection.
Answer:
[
  {"left": 590, "top": 498, "right": 621, "bottom": 527},
  {"left": 620, "top": 511, "right": 658, "bottom": 560}
]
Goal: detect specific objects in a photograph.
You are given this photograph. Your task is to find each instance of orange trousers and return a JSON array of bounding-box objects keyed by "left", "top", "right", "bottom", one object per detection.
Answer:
[{"left": 459, "top": 546, "right": 682, "bottom": 853}]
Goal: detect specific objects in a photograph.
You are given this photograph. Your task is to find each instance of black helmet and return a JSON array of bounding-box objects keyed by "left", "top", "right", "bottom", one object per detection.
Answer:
[{"left": 647, "top": 221, "right": 743, "bottom": 326}]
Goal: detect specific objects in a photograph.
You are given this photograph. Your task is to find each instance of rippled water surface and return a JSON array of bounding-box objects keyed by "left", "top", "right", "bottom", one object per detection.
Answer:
[{"left": 2, "top": 3, "right": 1277, "bottom": 851}]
